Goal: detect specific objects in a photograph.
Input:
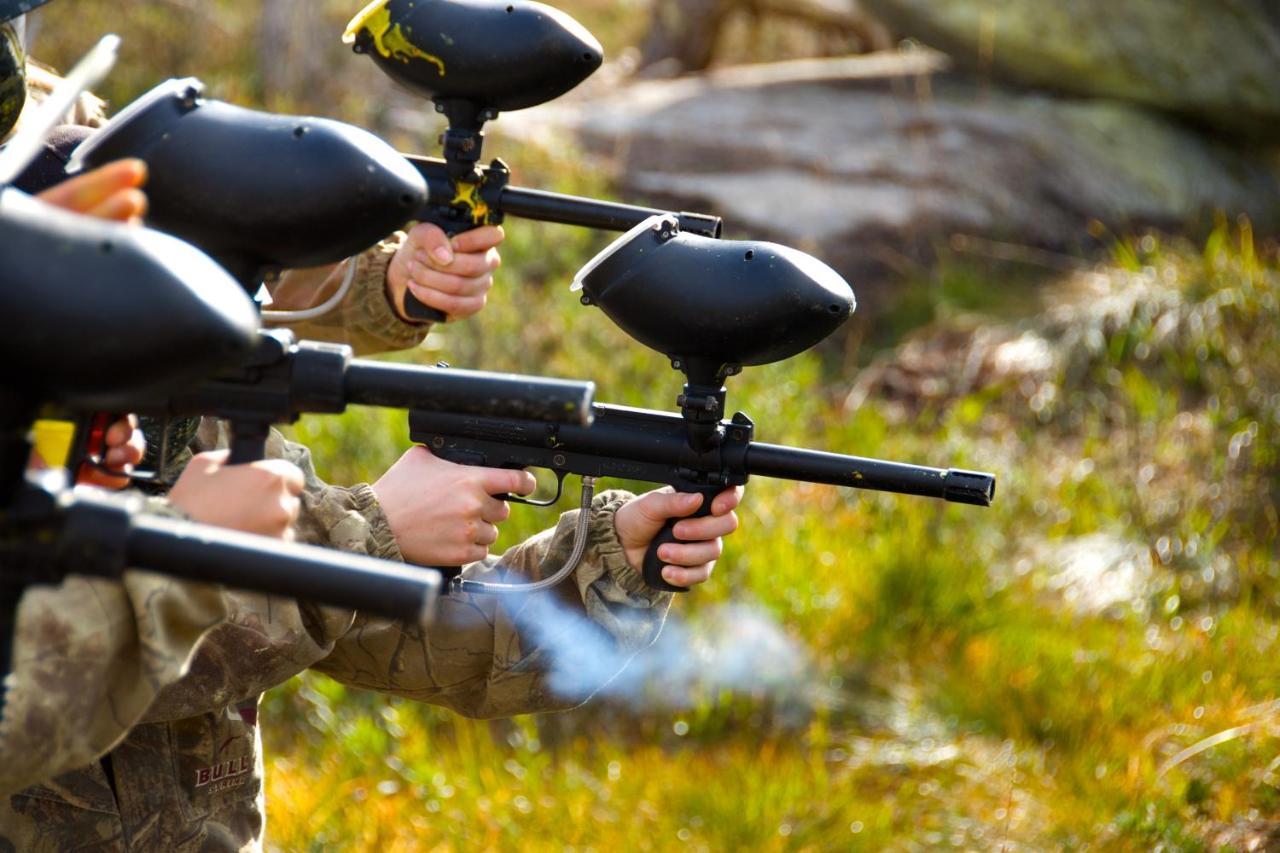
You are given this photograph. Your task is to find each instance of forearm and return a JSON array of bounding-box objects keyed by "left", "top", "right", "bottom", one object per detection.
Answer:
[
  {"left": 138, "top": 425, "right": 392, "bottom": 722},
  {"left": 313, "top": 490, "right": 674, "bottom": 719}
]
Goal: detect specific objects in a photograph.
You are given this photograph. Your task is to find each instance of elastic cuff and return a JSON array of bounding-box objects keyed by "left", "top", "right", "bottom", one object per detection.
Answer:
[
  {"left": 351, "top": 235, "right": 433, "bottom": 350},
  {"left": 347, "top": 483, "right": 404, "bottom": 561},
  {"left": 590, "top": 490, "right": 669, "bottom": 602}
]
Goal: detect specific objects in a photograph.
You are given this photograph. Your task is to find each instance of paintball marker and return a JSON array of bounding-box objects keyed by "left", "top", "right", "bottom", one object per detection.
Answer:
[
  {"left": 62, "top": 78, "right": 595, "bottom": 470},
  {"left": 345, "top": 0, "right": 723, "bottom": 322},
  {"left": 409, "top": 217, "right": 997, "bottom": 593},
  {"left": 0, "top": 187, "right": 444, "bottom": 716}
]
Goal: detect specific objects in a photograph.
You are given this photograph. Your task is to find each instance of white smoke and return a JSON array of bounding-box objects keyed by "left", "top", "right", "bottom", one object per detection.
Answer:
[{"left": 507, "top": 593, "right": 820, "bottom": 711}]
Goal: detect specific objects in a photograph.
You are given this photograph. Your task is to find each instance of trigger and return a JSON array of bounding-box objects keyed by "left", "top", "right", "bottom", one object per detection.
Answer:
[{"left": 505, "top": 470, "right": 567, "bottom": 508}]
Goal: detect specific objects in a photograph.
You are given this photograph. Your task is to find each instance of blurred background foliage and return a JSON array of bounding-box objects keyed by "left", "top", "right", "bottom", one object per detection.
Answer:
[{"left": 29, "top": 1, "right": 1280, "bottom": 849}]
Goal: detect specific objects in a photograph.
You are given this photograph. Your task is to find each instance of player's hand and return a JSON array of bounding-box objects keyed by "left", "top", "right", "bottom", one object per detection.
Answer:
[
  {"left": 76, "top": 415, "right": 145, "bottom": 490},
  {"left": 614, "top": 486, "right": 744, "bottom": 588},
  {"left": 385, "top": 223, "right": 503, "bottom": 322},
  {"left": 169, "top": 450, "right": 304, "bottom": 540},
  {"left": 36, "top": 159, "right": 148, "bottom": 223},
  {"left": 371, "top": 445, "right": 535, "bottom": 566}
]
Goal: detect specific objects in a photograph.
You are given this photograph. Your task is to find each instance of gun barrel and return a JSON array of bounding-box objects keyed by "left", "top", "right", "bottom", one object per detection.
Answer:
[
  {"left": 498, "top": 185, "right": 723, "bottom": 239},
  {"left": 746, "top": 443, "right": 995, "bottom": 506},
  {"left": 128, "top": 514, "right": 440, "bottom": 624},
  {"left": 345, "top": 361, "right": 595, "bottom": 426}
]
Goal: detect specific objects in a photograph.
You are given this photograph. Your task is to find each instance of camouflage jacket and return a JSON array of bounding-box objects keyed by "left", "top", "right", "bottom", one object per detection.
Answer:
[{"left": 1, "top": 243, "right": 672, "bottom": 850}]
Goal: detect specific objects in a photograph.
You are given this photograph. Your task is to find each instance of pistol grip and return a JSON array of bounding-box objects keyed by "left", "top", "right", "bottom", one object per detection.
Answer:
[
  {"left": 228, "top": 421, "right": 270, "bottom": 465},
  {"left": 641, "top": 485, "right": 720, "bottom": 593},
  {"left": 401, "top": 214, "right": 476, "bottom": 324}
]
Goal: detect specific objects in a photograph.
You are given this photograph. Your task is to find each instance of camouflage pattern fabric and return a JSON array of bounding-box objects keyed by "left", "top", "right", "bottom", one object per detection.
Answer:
[
  {"left": 0, "top": 498, "right": 230, "bottom": 797},
  {"left": 0, "top": 23, "right": 24, "bottom": 141}
]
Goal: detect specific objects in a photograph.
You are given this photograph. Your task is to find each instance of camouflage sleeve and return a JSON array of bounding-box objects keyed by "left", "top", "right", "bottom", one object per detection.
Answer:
[
  {"left": 312, "top": 489, "right": 675, "bottom": 719},
  {"left": 138, "top": 425, "right": 391, "bottom": 723},
  {"left": 263, "top": 234, "right": 432, "bottom": 356},
  {"left": 0, "top": 501, "right": 232, "bottom": 796},
  {"left": 142, "top": 424, "right": 672, "bottom": 724}
]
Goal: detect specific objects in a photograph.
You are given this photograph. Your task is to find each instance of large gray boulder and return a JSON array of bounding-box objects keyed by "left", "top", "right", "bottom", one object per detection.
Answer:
[
  {"left": 860, "top": 0, "right": 1280, "bottom": 139},
  {"left": 482, "top": 55, "right": 1279, "bottom": 314}
]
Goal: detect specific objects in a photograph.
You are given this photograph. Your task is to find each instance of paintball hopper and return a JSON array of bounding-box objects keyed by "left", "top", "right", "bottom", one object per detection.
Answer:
[
  {"left": 1, "top": 0, "right": 51, "bottom": 21},
  {"left": 573, "top": 215, "right": 855, "bottom": 380},
  {"left": 68, "top": 78, "right": 427, "bottom": 288},
  {"left": 0, "top": 188, "right": 258, "bottom": 401},
  {"left": 344, "top": 0, "right": 603, "bottom": 113}
]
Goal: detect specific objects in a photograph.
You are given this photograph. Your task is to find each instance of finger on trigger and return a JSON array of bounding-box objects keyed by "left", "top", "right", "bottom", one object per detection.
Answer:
[{"left": 480, "top": 495, "right": 511, "bottom": 524}]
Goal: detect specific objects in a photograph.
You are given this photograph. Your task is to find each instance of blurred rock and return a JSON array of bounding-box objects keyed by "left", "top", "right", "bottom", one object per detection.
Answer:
[
  {"left": 639, "top": 0, "right": 892, "bottom": 75},
  {"left": 860, "top": 0, "right": 1280, "bottom": 139},
  {"left": 494, "top": 54, "right": 1280, "bottom": 314}
]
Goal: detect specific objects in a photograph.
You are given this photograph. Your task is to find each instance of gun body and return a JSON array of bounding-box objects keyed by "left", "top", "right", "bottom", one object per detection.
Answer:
[
  {"left": 411, "top": 402, "right": 995, "bottom": 504},
  {"left": 64, "top": 329, "right": 595, "bottom": 467},
  {"left": 410, "top": 402, "right": 993, "bottom": 591}
]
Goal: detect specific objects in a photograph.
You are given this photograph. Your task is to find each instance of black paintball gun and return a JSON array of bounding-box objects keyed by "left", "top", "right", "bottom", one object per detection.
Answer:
[
  {"left": 0, "top": 187, "right": 446, "bottom": 715},
  {"left": 344, "top": 0, "right": 724, "bottom": 322},
  {"left": 63, "top": 79, "right": 595, "bottom": 469},
  {"left": 408, "top": 216, "right": 997, "bottom": 593}
]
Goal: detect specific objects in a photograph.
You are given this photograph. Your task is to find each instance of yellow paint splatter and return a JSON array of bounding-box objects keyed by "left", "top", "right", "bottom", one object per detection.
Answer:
[
  {"left": 343, "top": 0, "right": 446, "bottom": 78},
  {"left": 451, "top": 181, "right": 492, "bottom": 225}
]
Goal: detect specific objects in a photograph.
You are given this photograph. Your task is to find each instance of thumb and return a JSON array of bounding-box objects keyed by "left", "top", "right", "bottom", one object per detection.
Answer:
[{"left": 411, "top": 222, "right": 454, "bottom": 266}]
